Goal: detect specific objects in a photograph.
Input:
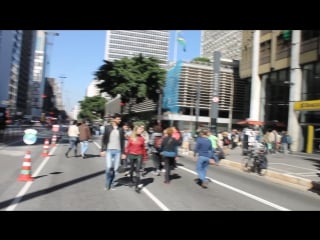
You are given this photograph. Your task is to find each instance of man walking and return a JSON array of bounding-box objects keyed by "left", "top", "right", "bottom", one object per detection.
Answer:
[
  {"left": 100, "top": 113, "right": 126, "bottom": 190},
  {"left": 78, "top": 120, "right": 92, "bottom": 159}
]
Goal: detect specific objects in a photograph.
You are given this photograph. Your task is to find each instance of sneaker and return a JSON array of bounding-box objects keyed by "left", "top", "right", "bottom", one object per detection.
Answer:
[
  {"left": 194, "top": 178, "right": 202, "bottom": 186},
  {"left": 161, "top": 169, "right": 166, "bottom": 173},
  {"left": 65, "top": 152, "right": 69, "bottom": 158},
  {"left": 152, "top": 171, "right": 160, "bottom": 176},
  {"left": 201, "top": 181, "right": 208, "bottom": 189}
]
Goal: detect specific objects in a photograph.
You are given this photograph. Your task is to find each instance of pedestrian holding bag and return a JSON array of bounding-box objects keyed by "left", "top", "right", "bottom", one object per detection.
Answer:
[
  {"left": 160, "top": 151, "right": 177, "bottom": 157},
  {"left": 160, "top": 138, "right": 177, "bottom": 157},
  {"left": 117, "top": 163, "right": 126, "bottom": 173}
]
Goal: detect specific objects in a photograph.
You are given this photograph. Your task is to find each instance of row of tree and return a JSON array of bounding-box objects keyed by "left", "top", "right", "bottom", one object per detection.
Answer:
[
  {"left": 78, "top": 53, "right": 166, "bottom": 122},
  {"left": 77, "top": 54, "right": 209, "bottom": 122}
]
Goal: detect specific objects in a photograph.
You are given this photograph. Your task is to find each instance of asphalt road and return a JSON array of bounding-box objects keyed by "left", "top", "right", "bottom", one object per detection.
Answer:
[{"left": 1, "top": 135, "right": 320, "bottom": 211}]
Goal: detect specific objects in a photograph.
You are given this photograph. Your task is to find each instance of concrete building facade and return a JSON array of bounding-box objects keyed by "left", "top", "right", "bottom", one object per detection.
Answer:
[
  {"left": 162, "top": 60, "right": 246, "bottom": 132},
  {"left": 240, "top": 30, "right": 320, "bottom": 153},
  {"left": 201, "top": 30, "right": 243, "bottom": 61}
]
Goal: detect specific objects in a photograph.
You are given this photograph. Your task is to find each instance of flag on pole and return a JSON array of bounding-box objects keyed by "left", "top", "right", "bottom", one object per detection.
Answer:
[{"left": 177, "top": 31, "right": 186, "bottom": 52}]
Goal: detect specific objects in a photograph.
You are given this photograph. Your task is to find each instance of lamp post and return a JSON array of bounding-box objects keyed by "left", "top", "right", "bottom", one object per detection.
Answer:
[
  {"left": 195, "top": 80, "right": 200, "bottom": 132},
  {"left": 59, "top": 75, "right": 67, "bottom": 110},
  {"left": 156, "top": 89, "right": 162, "bottom": 125}
]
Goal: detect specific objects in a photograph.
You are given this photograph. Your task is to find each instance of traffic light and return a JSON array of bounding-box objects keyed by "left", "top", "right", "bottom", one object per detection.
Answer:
[{"left": 282, "top": 30, "right": 292, "bottom": 41}]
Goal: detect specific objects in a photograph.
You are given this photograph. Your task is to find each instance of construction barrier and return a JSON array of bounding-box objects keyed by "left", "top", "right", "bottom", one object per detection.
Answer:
[
  {"left": 17, "top": 150, "right": 34, "bottom": 182},
  {"left": 42, "top": 138, "right": 50, "bottom": 157},
  {"left": 51, "top": 134, "right": 57, "bottom": 147}
]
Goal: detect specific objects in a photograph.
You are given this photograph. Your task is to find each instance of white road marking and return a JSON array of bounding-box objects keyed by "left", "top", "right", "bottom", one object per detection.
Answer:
[
  {"left": 178, "top": 166, "right": 290, "bottom": 211},
  {"left": 141, "top": 188, "right": 170, "bottom": 211},
  {"left": 94, "top": 141, "right": 171, "bottom": 211},
  {"left": 5, "top": 146, "right": 57, "bottom": 211}
]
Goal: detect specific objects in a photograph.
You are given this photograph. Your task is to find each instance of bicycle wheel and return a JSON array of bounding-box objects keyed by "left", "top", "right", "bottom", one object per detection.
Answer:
[{"left": 257, "top": 157, "right": 268, "bottom": 176}]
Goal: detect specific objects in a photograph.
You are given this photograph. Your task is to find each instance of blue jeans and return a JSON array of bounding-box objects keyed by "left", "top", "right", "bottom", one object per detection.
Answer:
[
  {"left": 105, "top": 149, "right": 121, "bottom": 187},
  {"left": 68, "top": 137, "right": 78, "bottom": 150},
  {"left": 196, "top": 156, "right": 210, "bottom": 182},
  {"left": 80, "top": 141, "right": 89, "bottom": 156}
]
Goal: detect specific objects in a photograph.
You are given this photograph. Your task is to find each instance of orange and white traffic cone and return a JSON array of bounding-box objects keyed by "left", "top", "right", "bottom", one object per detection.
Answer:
[
  {"left": 17, "top": 150, "right": 34, "bottom": 182},
  {"left": 42, "top": 138, "right": 50, "bottom": 157},
  {"left": 51, "top": 134, "right": 57, "bottom": 147}
]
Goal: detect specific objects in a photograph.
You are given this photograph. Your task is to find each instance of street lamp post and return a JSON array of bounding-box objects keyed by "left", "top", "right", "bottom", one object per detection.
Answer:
[
  {"left": 195, "top": 80, "right": 200, "bottom": 132},
  {"left": 157, "top": 89, "right": 162, "bottom": 125}
]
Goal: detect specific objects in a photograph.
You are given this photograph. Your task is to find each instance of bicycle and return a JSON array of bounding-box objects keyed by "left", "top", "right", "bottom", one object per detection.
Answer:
[{"left": 241, "top": 144, "right": 268, "bottom": 175}]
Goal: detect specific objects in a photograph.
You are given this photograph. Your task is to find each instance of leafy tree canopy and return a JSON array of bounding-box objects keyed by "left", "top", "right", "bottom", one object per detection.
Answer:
[
  {"left": 192, "top": 57, "right": 211, "bottom": 62},
  {"left": 95, "top": 53, "right": 167, "bottom": 105},
  {"left": 78, "top": 96, "right": 106, "bottom": 122}
]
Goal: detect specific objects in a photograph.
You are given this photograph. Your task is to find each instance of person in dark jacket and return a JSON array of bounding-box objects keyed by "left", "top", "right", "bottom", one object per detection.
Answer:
[
  {"left": 160, "top": 127, "right": 180, "bottom": 184},
  {"left": 100, "top": 113, "right": 126, "bottom": 190},
  {"left": 149, "top": 125, "right": 163, "bottom": 175},
  {"left": 78, "top": 120, "right": 92, "bottom": 159},
  {"left": 194, "top": 128, "right": 214, "bottom": 188}
]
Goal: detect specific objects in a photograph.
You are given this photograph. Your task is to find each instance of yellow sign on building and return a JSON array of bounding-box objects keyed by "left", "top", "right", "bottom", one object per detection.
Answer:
[{"left": 294, "top": 100, "right": 320, "bottom": 111}]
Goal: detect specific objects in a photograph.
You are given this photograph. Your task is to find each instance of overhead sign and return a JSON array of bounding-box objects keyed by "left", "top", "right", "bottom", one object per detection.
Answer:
[{"left": 294, "top": 100, "right": 320, "bottom": 111}]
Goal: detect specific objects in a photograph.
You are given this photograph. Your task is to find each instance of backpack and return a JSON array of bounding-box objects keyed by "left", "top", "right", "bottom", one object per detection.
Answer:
[
  {"left": 154, "top": 135, "right": 162, "bottom": 151},
  {"left": 223, "top": 136, "right": 230, "bottom": 145}
]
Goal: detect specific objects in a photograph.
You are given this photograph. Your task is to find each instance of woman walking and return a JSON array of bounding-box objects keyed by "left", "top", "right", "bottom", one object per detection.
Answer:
[
  {"left": 125, "top": 125, "right": 147, "bottom": 193},
  {"left": 160, "top": 127, "right": 180, "bottom": 184}
]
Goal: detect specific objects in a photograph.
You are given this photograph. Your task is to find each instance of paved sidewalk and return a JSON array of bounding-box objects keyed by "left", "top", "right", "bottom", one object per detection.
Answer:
[{"left": 179, "top": 147, "right": 320, "bottom": 191}]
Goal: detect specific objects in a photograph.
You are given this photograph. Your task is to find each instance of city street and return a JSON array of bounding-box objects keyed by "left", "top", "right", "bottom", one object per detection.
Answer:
[{"left": 0, "top": 134, "right": 320, "bottom": 211}]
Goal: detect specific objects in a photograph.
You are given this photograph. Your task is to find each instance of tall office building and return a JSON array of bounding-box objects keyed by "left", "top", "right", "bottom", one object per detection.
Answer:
[
  {"left": 31, "top": 30, "right": 46, "bottom": 117},
  {"left": 17, "top": 30, "right": 36, "bottom": 116},
  {"left": 104, "top": 30, "right": 169, "bottom": 67},
  {"left": 31, "top": 30, "right": 59, "bottom": 118},
  {"left": 0, "top": 30, "right": 23, "bottom": 119},
  {"left": 201, "top": 30, "right": 242, "bottom": 61}
]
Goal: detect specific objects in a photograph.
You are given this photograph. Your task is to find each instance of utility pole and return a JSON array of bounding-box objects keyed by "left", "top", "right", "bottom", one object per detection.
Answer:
[
  {"left": 59, "top": 75, "right": 67, "bottom": 111},
  {"left": 59, "top": 75, "right": 67, "bottom": 96},
  {"left": 210, "top": 51, "right": 221, "bottom": 134},
  {"left": 157, "top": 89, "right": 162, "bottom": 125},
  {"left": 195, "top": 80, "right": 200, "bottom": 132}
]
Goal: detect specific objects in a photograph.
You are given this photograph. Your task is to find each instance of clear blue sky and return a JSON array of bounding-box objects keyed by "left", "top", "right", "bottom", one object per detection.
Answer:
[{"left": 48, "top": 30, "right": 201, "bottom": 113}]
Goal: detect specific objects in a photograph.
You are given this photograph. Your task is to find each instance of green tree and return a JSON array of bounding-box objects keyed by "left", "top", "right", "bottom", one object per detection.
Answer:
[
  {"left": 78, "top": 96, "right": 106, "bottom": 122},
  {"left": 95, "top": 53, "right": 167, "bottom": 115},
  {"left": 192, "top": 57, "right": 211, "bottom": 63}
]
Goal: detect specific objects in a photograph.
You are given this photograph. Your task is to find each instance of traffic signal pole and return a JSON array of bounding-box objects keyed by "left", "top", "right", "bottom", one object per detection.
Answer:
[{"left": 210, "top": 51, "right": 221, "bottom": 134}]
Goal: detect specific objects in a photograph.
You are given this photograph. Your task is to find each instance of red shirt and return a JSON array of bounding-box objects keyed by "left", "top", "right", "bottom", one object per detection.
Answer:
[{"left": 125, "top": 135, "right": 147, "bottom": 160}]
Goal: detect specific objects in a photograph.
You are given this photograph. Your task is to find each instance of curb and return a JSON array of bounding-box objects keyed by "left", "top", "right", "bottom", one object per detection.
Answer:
[{"left": 220, "top": 159, "right": 320, "bottom": 191}]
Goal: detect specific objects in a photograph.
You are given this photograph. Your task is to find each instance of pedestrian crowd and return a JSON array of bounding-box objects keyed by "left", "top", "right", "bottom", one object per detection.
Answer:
[{"left": 64, "top": 114, "right": 292, "bottom": 193}]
